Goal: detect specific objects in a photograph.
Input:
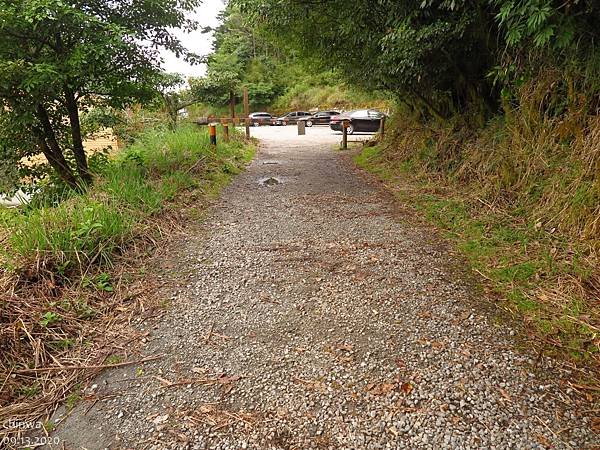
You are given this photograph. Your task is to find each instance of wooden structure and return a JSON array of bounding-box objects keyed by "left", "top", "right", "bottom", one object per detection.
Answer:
[{"left": 195, "top": 88, "right": 251, "bottom": 140}]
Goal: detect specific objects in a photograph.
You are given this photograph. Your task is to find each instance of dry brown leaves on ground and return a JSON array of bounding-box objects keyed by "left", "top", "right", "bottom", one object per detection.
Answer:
[{"left": 0, "top": 255, "right": 167, "bottom": 439}]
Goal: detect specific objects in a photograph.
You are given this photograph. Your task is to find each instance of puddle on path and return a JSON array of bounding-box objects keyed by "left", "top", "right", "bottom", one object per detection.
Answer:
[{"left": 259, "top": 176, "right": 282, "bottom": 186}]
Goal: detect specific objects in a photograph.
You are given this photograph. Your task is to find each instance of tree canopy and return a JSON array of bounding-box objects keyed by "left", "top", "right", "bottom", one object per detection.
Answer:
[
  {"left": 0, "top": 0, "right": 201, "bottom": 190},
  {"left": 189, "top": 4, "right": 287, "bottom": 111},
  {"left": 234, "top": 0, "right": 600, "bottom": 118}
]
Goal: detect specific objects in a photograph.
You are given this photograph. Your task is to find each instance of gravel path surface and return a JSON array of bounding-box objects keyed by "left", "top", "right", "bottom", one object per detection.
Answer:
[{"left": 48, "top": 126, "right": 597, "bottom": 449}]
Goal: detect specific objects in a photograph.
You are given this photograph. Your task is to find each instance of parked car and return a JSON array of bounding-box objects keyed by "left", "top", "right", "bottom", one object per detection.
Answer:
[
  {"left": 274, "top": 111, "right": 312, "bottom": 126},
  {"left": 248, "top": 112, "right": 274, "bottom": 126},
  {"left": 329, "top": 109, "right": 386, "bottom": 134},
  {"left": 298, "top": 110, "right": 341, "bottom": 127}
]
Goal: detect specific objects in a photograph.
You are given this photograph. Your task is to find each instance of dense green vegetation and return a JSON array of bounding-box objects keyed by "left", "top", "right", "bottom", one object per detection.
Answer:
[
  {"left": 236, "top": 0, "right": 599, "bottom": 119},
  {"left": 0, "top": 0, "right": 201, "bottom": 190},
  {"left": 1, "top": 125, "right": 252, "bottom": 277},
  {"left": 189, "top": 4, "right": 389, "bottom": 114}
]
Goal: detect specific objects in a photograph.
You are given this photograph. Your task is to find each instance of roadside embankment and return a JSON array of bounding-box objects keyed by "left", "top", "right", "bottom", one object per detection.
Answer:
[
  {"left": 355, "top": 111, "right": 599, "bottom": 388},
  {"left": 0, "top": 124, "right": 255, "bottom": 436}
]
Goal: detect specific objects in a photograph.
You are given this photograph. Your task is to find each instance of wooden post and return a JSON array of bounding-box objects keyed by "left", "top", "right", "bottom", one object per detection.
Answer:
[
  {"left": 209, "top": 123, "right": 217, "bottom": 146},
  {"left": 243, "top": 87, "right": 250, "bottom": 139},
  {"left": 379, "top": 117, "right": 385, "bottom": 137},
  {"left": 342, "top": 120, "right": 348, "bottom": 150},
  {"left": 229, "top": 91, "right": 235, "bottom": 119},
  {"left": 222, "top": 122, "right": 229, "bottom": 142},
  {"left": 297, "top": 120, "right": 305, "bottom": 135}
]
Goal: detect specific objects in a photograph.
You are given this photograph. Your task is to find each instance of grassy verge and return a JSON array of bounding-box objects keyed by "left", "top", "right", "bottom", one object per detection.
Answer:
[
  {"left": 0, "top": 123, "right": 255, "bottom": 433},
  {"left": 355, "top": 131, "right": 599, "bottom": 390},
  {"left": 1, "top": 124, "right": 252, "bottom": 276}
]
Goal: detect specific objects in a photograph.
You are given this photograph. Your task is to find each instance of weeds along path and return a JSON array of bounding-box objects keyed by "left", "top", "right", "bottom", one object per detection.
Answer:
[{"left": 48, "top": 127, "right": 597, "bottom": 449}]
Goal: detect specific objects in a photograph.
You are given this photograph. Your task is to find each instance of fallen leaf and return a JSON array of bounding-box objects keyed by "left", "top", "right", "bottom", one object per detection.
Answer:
[
  {"left": 154, "top": 375, "right": 173, "bottom": 387},
  {"left": 367, "top": 382, "right": 395, "bottom": 395},
  {"left": 173, "top": 431, "right": 189, "bottom": 443},
  {"left": 400, "top": 382, "right": 413, "bottom": 394},
  {"left": 353, "top": 272, "right": 367, "bottom": 281},
  {"left": 339, "top": 356, "right": 354, "bottom": 363},
  {"left": 431, "top": 341, "right": 445, "bottom": 350},
  {"left": 218, "top": 374, "right": 242, "bottom": 384},
  {"left": 152, "top": 414, "right": 169, "bottom": 425},
  {"left": 337, "top": 343, "right": 354, "bottom": 352},
  {"left": 535, "top": 433, "right": 551, "bottom": 447},
  {"left": 497, "top": 387, "right": 512, "bottom": 402}
]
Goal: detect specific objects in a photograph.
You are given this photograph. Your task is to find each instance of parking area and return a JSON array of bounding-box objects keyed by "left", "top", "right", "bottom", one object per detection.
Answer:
[{"left": 242, "top": 123, "right": 375, "bottom": 147}]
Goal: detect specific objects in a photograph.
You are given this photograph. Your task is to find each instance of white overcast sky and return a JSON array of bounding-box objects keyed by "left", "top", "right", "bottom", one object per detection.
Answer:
[{"left": 160, "top": 0, "right": 227, "bottom": 79}]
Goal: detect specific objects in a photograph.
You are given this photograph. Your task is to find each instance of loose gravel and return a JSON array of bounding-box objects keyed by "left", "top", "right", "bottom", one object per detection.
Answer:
[{"left": 48, "top": 127, "right": 598, "bottom": 449}]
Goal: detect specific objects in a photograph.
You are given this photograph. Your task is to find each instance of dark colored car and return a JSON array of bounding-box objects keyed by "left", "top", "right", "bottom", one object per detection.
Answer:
[
  {"left": 298, "top": 110, "right": 341, "bottom": 127},
  {"left": 248, "top": 112, "right": 274, "bottom": 126},
  {"left": 329, "top": 109, "right": 386, "bottom": 134},
  {"left": 274, "top": 111, "right": 312, "bottom": 126}
]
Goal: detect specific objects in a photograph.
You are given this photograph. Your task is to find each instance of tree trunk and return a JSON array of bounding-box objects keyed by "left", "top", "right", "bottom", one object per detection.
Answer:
[
  {"left": 169, "top": 108, "right": 178, "bottom": 131},
  {"left": 35, "top": 105, "right": 79, "bottom": 189},
  {"left": 64, "top": 87, "right": 92, "bottom": 184},
  {"left": 163, "top": 94, "right": 179, "bottom": 131},
  {"left": 229, "top": 91, "right": 236, "bottom": 119}
]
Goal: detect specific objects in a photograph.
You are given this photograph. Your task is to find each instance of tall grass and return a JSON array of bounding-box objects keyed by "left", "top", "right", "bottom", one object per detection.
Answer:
[
  {"left": 0, "top": 124, "right": 254, "bottom": 280},
  {"left": 355, "top": 79, "right": 599, "bottom": 374}
]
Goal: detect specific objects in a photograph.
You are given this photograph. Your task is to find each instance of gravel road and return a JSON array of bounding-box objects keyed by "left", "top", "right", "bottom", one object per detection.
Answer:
[{"left": 47, "top": 126, "right": 597, "bottom": 449}]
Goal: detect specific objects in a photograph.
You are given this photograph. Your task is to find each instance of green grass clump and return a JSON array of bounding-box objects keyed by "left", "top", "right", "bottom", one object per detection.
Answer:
[
  {"left": 355, "top": 131, "right": 599, "bottom": 368},
  {"left": 0, "top": 124, "right": 254, "bottom": 280}
]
